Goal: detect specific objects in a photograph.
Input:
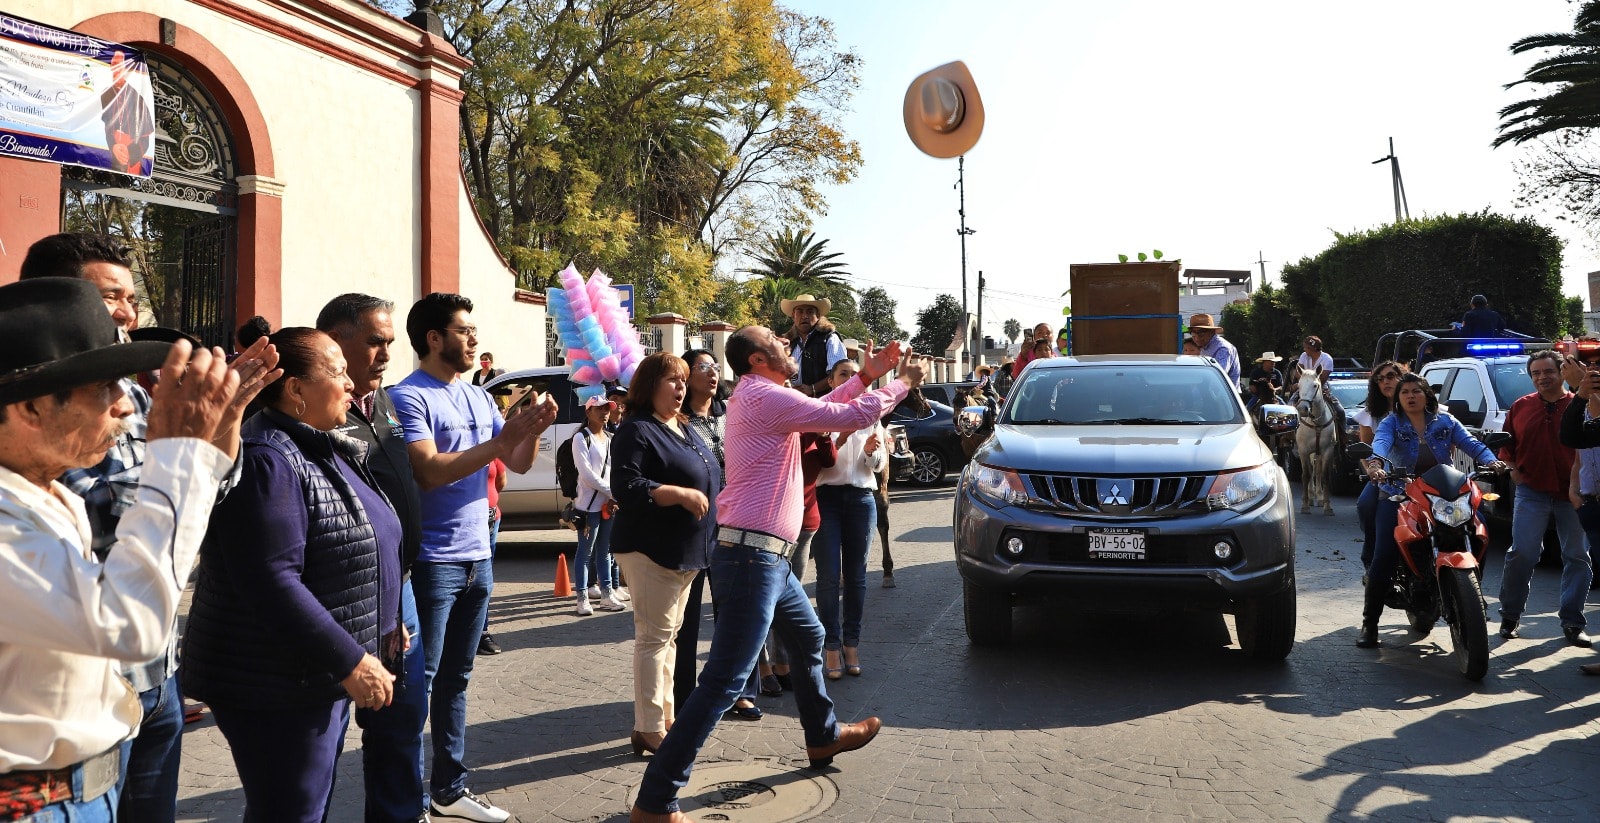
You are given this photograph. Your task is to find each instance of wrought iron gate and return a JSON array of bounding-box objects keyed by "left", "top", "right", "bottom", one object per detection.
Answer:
[{"left": 179, "top": 216, "right": 235, "bottom": 349}]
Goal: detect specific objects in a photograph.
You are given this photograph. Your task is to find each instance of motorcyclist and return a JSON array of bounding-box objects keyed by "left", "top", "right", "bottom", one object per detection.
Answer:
[
  {"left": 1353, "top": 361, "right": 1407, "bottom": 576},
  {"left": 1359, "top": 372, "right": 1506, "bottom": 648}
]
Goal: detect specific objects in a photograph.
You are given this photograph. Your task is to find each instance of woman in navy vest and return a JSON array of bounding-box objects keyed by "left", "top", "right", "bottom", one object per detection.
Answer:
[{"left": 182, "top": 328, "right": 402, "bottom": 823}]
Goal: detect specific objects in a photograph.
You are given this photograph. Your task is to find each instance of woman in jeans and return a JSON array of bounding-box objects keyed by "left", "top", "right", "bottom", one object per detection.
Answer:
[
  {"left": 1352, "top": 361, "right": 1405, "bottom": 575},
  {"left": 611, "top": 353, "right": 721, "bottom": 756},
  {"left": 573, "top": 395, "right": 625, "bottom": 616},
  {"left": 813, "top": 358, "right": 887, "bottom": 678}
]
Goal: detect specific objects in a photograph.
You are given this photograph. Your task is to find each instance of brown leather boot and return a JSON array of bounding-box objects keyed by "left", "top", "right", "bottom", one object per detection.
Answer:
[
  {"left": 806, "top": 717, "right": 883, "bottom": 769},
  {"left": 628, "top": 807, "right": 696, "bottom": 823}
]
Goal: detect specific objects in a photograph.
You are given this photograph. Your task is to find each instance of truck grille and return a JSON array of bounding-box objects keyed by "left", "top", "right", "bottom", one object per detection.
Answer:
[
  {"left": 1022, "top": 473, "right": 1213, "bottom": 517},
  {"left": 1001, "top": 528, "right": 1235, "bottom": 567}
]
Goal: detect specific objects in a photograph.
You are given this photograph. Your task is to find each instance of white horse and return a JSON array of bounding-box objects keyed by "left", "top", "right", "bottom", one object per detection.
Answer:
[{"left": 1295, "top": 370, "right": 1338, "bottom": 515}]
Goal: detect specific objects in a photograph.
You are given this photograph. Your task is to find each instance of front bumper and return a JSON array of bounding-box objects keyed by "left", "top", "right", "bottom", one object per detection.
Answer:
[{"left": 953, "top": 472, "right": 1295, "bottom": 611}]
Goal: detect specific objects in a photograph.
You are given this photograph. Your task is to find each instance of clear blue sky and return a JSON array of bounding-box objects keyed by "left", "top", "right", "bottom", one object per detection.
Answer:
[{"left": 782, "top": 0, "right": 1597, "bottom": 346}]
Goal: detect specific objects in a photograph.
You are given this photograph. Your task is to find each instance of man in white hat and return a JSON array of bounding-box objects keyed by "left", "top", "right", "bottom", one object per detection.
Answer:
[
  {"left": 1188, "top": 313, "right": 1240, "bottom": 388},
  {"left": 0, "top": 277, "right": 241, "bottom": 819},
  {"left": 1248, "top": 352, "right": 1285, "bottom": 395},
  {"left": 783, "top": 294, "right": 848, "bottom": 398}
]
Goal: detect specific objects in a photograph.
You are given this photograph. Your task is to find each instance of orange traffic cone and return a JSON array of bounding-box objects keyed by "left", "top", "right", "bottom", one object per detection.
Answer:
[{"left": 554, "top": 552, "right": 572, "bottom": 597}]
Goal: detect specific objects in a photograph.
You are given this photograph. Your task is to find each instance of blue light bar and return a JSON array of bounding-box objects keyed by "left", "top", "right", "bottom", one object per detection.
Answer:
[{"left": 1465, "top": 342, "right": 1525, "bottom": 355}]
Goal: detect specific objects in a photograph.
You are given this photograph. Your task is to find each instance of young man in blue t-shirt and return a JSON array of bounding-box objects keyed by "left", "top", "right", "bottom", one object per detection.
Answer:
[{"left": 389, "top": 293, "right": 556, "bottom": 822}]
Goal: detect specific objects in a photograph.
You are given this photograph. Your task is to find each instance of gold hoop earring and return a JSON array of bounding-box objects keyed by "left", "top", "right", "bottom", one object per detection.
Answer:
[{"left": 295, "top": 400, "right": 306, "bottom": 417}]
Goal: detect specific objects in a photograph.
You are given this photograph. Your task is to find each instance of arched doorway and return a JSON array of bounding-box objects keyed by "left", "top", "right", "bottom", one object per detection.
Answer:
[{"left": 60, "top": 53, "right": 238, "bottom": 348}]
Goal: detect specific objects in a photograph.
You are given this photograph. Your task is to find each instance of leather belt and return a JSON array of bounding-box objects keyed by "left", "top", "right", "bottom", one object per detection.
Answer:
[
  {"left": 0, "top": 747, "right": 119, "bottom": 820},
  {"left": 716, "top": 526, "right": 796, "bottom": 559}
]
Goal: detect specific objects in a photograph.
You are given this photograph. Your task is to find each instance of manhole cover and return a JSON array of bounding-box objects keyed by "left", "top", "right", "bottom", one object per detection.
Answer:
[{"left": 625, "top": 759, "right": 838, "bottom": 822}]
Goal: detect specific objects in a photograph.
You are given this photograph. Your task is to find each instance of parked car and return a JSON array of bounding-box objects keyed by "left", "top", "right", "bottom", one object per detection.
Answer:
[
  {"left": 918, "top": 381, "right": 981, "bottom": 409},
  {"left": 952, "top": 355, "right": 1297, "bottom": 658},
  {"left": 481, "top": 368, "right": 587, "bottom": 520},
  {"left": 887, "top": 396, "right": 964, "bottom": 486},
  {"left": 1326, "top": 376, "right": 1370, "bottom": 494}
]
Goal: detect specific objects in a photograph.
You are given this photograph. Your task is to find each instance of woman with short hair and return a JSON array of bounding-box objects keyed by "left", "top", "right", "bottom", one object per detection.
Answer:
[{"left": 610, "top": 352, "right": 722, "bottom": 756}]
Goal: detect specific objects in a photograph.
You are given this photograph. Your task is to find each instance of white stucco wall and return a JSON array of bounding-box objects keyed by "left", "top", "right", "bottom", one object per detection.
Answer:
[{"left": 17, "top": 0, "right": 533, "bottom": 369}]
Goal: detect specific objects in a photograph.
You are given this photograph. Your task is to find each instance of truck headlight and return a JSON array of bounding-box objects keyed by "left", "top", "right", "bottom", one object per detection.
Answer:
[
  {"left": 1207, "top": 463, "right": 1275, "bottom": 511},
  {"left": 1429, "top": 494, "right": 1473, "bottom": 527},
  {"left": 969, "top": 464, "right": 1029, "bottom": 508}
]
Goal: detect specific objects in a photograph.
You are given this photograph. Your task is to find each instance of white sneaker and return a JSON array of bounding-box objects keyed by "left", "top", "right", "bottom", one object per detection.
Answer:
[
  {"left": 586, "top": 585, "right": 602, "bottom": 599},
  {"left": 576, "top": 597, "right": 594, "bottom": 616},
  {"left": 612, "top": 587, "right": 631, "bottom": 602},
  {"left": 430, "top": 789, "right": 509, "bottom": 822},
  {"left": 596, "top": 592, "right": 626, "bottom": 612}
]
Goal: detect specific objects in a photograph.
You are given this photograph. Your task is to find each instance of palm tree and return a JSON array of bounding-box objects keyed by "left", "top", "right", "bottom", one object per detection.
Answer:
[
  {"left": 1003, "top": 318, "right": 1022, "bottom": 343},
  {"left": 1495, "top": 1, "right": 1600, "bottom": 147},
  {"left": 741, "top": 228, "right": 851, "bottom": 286}
]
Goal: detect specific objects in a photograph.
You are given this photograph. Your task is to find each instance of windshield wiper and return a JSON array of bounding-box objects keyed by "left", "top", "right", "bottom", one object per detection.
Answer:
[
  {"left": 1092, "top": 417, "right": 1202, "bottom": 425},
  {"left": 1011, "top": 417, "right": 1067, "bottom": 424}
]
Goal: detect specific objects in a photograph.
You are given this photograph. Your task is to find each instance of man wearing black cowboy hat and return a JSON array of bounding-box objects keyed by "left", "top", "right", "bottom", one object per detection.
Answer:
[
  {"left": 783, "top": 294, "right": 849, "bottom": 397},
  {"left": 0, "top": 277, "right": 243, "bottom": 820},
  {"left": 18, "top": 232, "right": 278, "bottom": 823}
]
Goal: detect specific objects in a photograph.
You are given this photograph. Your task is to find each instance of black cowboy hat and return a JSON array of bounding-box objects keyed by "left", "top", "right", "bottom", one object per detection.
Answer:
[
  {"left": 129, "top": 325, "right": 203, "bottom": 348},
  {"left": 0, "top": 278, "right": 172, "bottom": 406}
]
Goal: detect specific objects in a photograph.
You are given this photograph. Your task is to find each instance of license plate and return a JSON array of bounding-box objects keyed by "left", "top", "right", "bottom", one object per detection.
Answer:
[{"left": 1088, "top": 528, "right": 1146, "bottom": 560}]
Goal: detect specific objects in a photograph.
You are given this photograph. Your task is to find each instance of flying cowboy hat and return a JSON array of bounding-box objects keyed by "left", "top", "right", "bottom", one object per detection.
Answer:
[
  {"left": 0, "top": 278, "right": 171, "bottom": 405},
  {"left": 903, "top": 60, "right": 985, "bottom": 159},
  {"left": 781, "top": 294, "right": 832, "bottom": 315}
]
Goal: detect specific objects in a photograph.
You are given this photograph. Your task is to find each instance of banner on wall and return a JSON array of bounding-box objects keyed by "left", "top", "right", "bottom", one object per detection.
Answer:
[{"left": 0, "top": 13, "right": 155, "bottom": 177}]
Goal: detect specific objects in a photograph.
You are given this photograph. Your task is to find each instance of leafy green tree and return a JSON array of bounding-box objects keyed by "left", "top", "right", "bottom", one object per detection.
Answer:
[
  {"left": 1495, "top": 1, "right": 1600, "bottom": 148},
  {"left": 1279, "top": 211, "right": 1566, "bottom": 361},
  {"left": 1220, "top": 285, "right": 1303, "bottom": 365},
  {"left": 911, "top": 294, "right": 963, "bottom": 356},
  {"left": 858, "top": 287, "right": 907, "bottom": 344},
  {"left": 430, "top": 0, "right": 861, "bottom": 323},
  {"left": 1563, "top": 295, "right": 1588, "bottom": 337}
]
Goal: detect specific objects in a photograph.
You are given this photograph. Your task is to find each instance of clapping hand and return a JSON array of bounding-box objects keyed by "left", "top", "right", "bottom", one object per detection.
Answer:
[
  {"left": 859, "top": 339, "right": 904, "bottom": 383},
  {"left": 146, "top": 341, "right": 239, "bottom": 446}
]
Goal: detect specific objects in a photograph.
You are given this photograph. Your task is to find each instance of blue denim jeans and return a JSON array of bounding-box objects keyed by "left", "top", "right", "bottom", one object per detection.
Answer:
[
  {"left": 18, "top": 760, "right": 120, "bottom": 823},
  {"left": 1362, "top": 496, "right": 1403, "bottom": 624},
  {"left": 354, "top": 578, "right": 429, "bottom": 821},
  {"left": 413, "top": 558, "right": 493, "bottom": 802},
  {"left": 1576, "top": 499, "right": 1600, "bottom": 577},
  {"left": 814, "top": 485, "right": 875, "bottom": 649},
  {"left": 1357, "top": 481, "right": 1379, "bottom": 571},
  {"left": 635, "top": 542, "right": 841, "bottom": 815},
  {"left": 212, "top": 698, "right": 349, "bottom": 823},
  {"left": 1499, "top": 485, "right": 1592, "bottom": 627},
  {"left": 767, "top": 528, "right": 816, "bottom": 667},
  {"left": 116, "top": 673, "right": 183, "bottom": 823},
  {"left": 575, "top": 511, "right": 615, "bottom": 593}
]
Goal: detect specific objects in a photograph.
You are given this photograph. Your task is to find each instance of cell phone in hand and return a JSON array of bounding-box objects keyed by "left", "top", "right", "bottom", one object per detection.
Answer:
[{"left": 505, "top": 390, "right": 546, "bottom": 416}]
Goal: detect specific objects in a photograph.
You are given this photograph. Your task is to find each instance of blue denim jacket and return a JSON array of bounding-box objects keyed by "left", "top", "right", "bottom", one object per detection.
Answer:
[{"left": 1371, "top": 411, "right": 1496, "bottom": 495}]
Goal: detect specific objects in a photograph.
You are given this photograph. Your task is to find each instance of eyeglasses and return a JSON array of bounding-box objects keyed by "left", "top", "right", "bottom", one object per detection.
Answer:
[
  {"left": 691, "top": 361, "right": 719, "bottom": 374},
  {"left": 443, "top": 325, "right": 478, "bottom": 338},
  {"left": 1378, "top": 372, "right": 1400, "bottom": 381}
]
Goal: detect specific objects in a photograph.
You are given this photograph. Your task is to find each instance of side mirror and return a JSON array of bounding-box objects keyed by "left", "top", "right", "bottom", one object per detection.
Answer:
[
  {"left": 1258, "top": 403, "right": 1299, "bottom": 433},
  {"left": 954, "top": 405, "right": 992, "bottom": 437},
  {"left": 1481, "top": 431, "right": 1512, "bottom": 450},
  {"left": 1346, "top": 442, "right": 1374, "bottom": 460}
]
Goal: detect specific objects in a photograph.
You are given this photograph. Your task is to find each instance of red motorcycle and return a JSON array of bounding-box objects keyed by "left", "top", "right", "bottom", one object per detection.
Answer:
[{"left": 1349, "top": 435, "right": 1508, "bottom": 681}]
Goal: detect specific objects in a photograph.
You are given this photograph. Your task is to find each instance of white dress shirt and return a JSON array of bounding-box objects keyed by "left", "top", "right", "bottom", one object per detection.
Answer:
[
  {"left": 0, "top": 437, "right": 229, "bottom": 772},
  {"left": 816, "top": 423, "right": 888, "bottom": 490}
]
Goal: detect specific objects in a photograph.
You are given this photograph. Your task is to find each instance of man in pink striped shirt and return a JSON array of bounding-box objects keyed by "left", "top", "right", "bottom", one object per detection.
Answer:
[{"left": 630, "top": 327, "right": 925, "bottom": 823}]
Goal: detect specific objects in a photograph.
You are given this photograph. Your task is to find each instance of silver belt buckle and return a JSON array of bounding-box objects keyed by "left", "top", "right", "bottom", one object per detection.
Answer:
[{"left": 80, "top": 747, "right": 120, "bottom": 802}]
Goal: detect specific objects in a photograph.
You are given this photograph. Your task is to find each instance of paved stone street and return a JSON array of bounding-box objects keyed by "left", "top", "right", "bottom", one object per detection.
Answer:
[{"left": 176, "top": 480, "right": 1600, "bottom": 822}]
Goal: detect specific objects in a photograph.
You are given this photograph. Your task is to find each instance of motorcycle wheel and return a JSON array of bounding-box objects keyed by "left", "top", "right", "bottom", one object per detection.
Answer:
[{"left": 1442, "top": 567, "right": 1489, "bottom": 681}]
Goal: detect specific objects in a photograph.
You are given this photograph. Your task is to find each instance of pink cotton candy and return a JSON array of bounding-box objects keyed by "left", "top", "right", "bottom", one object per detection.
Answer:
[
  {"left": 597, "top": 354, "right": 622, "bottom": 380},
  {"left": 571, "top": 365, "right": 601, "bottom": 384}
]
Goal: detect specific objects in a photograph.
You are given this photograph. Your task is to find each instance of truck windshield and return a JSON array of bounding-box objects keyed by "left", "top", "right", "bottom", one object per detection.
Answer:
[
  {"left": 1003, "top": 364, "right": 1244, "bottom": 425},
  {"left": 1488, "top": 362, "right": 1534, "bottom": 407}
]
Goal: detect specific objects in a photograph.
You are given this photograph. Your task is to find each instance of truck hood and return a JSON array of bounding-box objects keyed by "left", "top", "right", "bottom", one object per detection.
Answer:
[{"left": 976, "top": 423, "right": 1271, "bottom": 474}]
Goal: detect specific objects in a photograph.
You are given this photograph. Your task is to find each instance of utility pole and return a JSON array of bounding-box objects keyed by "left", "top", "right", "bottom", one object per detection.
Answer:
[
  {"left": 975, "top": 270, "right": 985, "bottom": 376},
  {"left": 956, "top": 155, "right": 976, "bottom": 374},
  {"left": 1370, "top": 137, "right": 1410, "bottom": 223}
]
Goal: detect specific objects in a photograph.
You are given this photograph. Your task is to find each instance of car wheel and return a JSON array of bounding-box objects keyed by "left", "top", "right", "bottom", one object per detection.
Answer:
[
  {"left": 1235, "top": 572, "right": 1296, "bottom": 660},
  {"left": 909, "top": 447, "right": 947, "bottom": 486},
  {"left": 962, "top": 578, "right": 1012, "bottom": 647}
]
